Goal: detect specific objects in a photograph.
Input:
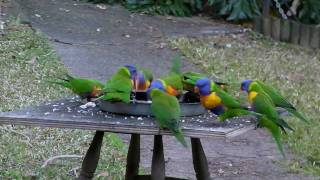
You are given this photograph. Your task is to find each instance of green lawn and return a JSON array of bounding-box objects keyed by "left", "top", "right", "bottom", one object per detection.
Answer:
[
  {"left": 169, "top": 33, "right": 320, "bottom": 176},
  {"left": 0, "top": 24, "right": 126, "bottom": 179}
]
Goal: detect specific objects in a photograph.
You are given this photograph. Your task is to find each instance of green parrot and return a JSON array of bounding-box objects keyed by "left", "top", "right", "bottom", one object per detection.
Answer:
[
  {"left": 194, "top": 78, "right": 242, "bottom": 112},
  {"left": 247, "top": 89, "right": 294, "bottom": 132},
  {"left": 47, "top": 74, "right": 104, "bottom": 101},
  {"left": 241, "top": 80, "right": 309, "bottom": 123},
  {"left": 102, "top": 67, "right": 132, "bottom": 103},
  {"left": 150, "top": 89, "right": 187, "bottom": 147},
  {"left": 159, "top": 56, "right": 184, "bottom": 96}
]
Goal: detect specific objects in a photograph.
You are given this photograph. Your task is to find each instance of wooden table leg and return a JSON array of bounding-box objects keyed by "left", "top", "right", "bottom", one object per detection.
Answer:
[
  {"left": 79, "top": 131, "right": 104, "bottom": 180},
  {"left": 191, "top": 138, "right": 211, "bottom": 180},
  {"left": 151, "top": 135, "right": 165, "bottom": 180},
  {"left": 125, "top": 134, "right": 140, "bottom": 180}
]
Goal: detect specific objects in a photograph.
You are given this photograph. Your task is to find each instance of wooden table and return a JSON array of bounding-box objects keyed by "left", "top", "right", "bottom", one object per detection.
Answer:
[{"left": 0, "top": 98, "right": 256, "bottom": 180}]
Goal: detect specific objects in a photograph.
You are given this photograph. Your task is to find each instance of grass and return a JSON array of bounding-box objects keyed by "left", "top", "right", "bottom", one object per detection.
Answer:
[
  {"left": 0, "top": 23, "right": 126, "bottom": 179},
  {"left": 168, "top": 32, "right": 320, "bottom": 176}
]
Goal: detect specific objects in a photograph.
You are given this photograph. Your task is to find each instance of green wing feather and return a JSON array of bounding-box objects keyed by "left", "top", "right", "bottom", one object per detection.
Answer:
[
  {"left": 252, "top": 92, "right": 294, "bottom": 131},
  {"left": 255, "top": 80, "right": 295, "bottom": 109},
  {"left": 102, "top": 67, "right": 132, "bottom": 103},
  {"left": 219, "top": 108, "right": 262, "bottom": 121},
  {"left": 162, "top": 74, "right": 183, "bottom": 90},
  {"left": 253, "top": 81, "right": 309, "bottom": 123},
  {"left": 150, "top": 89, "right": 187, "bottom": 147},
  {"left": 258, "top": 116, "right": 285, "bottom": 157},
  {"left": 215, "top": 87, "right": 242, "bottom": 109}
]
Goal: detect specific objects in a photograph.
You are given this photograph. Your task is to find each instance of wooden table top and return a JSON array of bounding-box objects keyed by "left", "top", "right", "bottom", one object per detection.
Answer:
[{"left": 0, "top": 98, "right": 256, "bottom": 138}]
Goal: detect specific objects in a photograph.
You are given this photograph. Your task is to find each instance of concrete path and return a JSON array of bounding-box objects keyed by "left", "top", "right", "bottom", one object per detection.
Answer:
[{"left": 3, "top": 0, "right": 315, "bottom": 179}]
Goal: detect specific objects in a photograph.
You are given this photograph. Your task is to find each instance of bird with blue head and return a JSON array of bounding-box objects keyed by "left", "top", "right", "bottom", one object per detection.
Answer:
[{"left": 194, "top": 77, "right": 226, "bottom": 115}]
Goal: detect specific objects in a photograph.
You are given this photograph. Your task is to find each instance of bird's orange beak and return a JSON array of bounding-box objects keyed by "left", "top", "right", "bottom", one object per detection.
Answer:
[
  {"left": 194, "top": 87, "right": 199, "bottom": 94},
  {"left": 167, "top": 86, "right": 179, "bottom": 96},
  {"left": 92, "top": 86, "right": 103, "bottom": 97}
]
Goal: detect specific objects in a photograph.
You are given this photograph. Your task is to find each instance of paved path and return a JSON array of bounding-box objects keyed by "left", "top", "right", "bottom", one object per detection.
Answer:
[{"left": 4, "top": 0, "right": 315, "bottom": 179}]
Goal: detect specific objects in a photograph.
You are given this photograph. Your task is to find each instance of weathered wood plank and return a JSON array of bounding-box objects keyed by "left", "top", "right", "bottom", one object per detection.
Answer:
[
  {"left": 253, "top": 16, "right": 263, "bottom": 33},
  {"left": 263, "top": 0, "right": 271, "bottom": 17},
  {"left": 0, "top": 99, "right": 256, "bottom": 138},
  {"left": 263, "top": 17, "right": 271, "bottom": 37},
  {"left": 271, "top": 17, "right": 281, "bottom": 41},
  {"left": 79, "top": 131, "right": 104, "bottom": 180},
  {"left": 151, "top": 135, "right": 165, "bottom": 180},
  {"left": 299, "top": 24, "right": 311, "bottom": 47},
  {"left": 125, "top": 134, "right": 140, "bottom": 180},
  {"left": 280, "top": 19, "right": 290, "bottom": 42},
  {"left": 290, "top": 20, "right": 300, "bottom": 45},
  {"left": 310, "top": 26, "right": 320, "bottom": 49}
]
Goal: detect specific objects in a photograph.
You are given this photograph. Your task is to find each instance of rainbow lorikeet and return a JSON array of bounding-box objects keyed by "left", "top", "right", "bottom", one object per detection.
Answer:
[
  {"left": 150, "top": 88, "right": 187, "bottom": 147},
  {"left": 241, "top": 80, "right": 309, "bottom": 123},
  {"left": 148, "top": 79, "right": 181, "bottom": 97},
  {"left": 194, "top": 77, "right": 242, "bottom": 116},
  {"left": 132, "top": 71, "right": 152, "bottom": 91},
  {"left": 48, "top": 74, "right": 104, "bottom": 101},
  {"left": 102, "top": 67, "right": 132, "bottom": 103},
  {"left": 125, "top": 65, "right": 153, "bottom": 91},
  {"left": 158, "top": 56, "right": 184, "bottom": 97}
]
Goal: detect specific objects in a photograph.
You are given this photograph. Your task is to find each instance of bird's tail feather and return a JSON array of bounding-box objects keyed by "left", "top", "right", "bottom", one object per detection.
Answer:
[
  {"left": 277, "top": 118, "right": 294, "bottom": 131},
  {"left": 285, "top": 108, "right": 309, "bottom": 123},
  {"left": 174, "top": 130, "right": 188, "bottom": 148}
]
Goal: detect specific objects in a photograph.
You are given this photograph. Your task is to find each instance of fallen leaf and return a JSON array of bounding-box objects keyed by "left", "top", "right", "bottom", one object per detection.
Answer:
[{"left": 96, "top": 4, "right": 107, "bottom": 10}]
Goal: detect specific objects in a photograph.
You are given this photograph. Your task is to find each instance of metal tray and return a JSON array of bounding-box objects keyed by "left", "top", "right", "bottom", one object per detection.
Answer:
[{"left": 98, "top": 100, "right": 206, "bottom": 117}]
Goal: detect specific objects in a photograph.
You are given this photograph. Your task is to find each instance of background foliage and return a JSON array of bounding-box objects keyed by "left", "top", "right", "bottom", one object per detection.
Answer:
[{"left": 87, "top": 0, "right": 320, "bottom": 24}]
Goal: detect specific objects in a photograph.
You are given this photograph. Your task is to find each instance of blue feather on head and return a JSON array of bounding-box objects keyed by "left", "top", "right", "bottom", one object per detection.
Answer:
[
  {"left": 240, "top": 79, "right": 253, "bottom": 93},
  {"left": 147, "top": 80, "right": 166, "bottom": 95},
  {"left": 195, "top": 78, "right": 211, "bottom": 96},
  {"left": 124, "top": 65, "right": 137, "bottom": 79}
]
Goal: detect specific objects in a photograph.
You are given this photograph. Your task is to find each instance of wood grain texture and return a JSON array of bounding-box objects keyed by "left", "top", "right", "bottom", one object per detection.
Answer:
[
  {"left": 280, "top": 19, "right": 290, "bottom": 42},
  {"left": 263, "top": 17, "right": 271, "bottom": 37},
  {"left": 290, "top": 20, "right": 300, "bottom": 45},
  {"left": 271, "top": 17, "right": 281, "bottom": 41},
  {"left": 0, "top": 99, "right": 256, "bottom": 138},
  {"left": 299, "top": 24, "right": 311, "bottom": 47}
]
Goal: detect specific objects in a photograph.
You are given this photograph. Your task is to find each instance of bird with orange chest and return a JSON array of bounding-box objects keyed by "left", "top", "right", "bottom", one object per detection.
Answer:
[
  {"left": 132, "top": 71, "right": 151, "bottom": 91},
  {"left": 148, "top": 79, "right": 181, "bottom": 97},
  {"left": 194, "top": 77, "right": 261, "bottom": 121},
  {"left": 194, "top": 78, "right": 226, "bottom": 115}
]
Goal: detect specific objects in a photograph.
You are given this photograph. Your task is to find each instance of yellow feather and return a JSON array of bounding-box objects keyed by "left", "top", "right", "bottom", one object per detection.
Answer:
[
  {"left": 248, "top": 91, "right": 258, "bottom": 104},
  {"left": 200, "top": 92, "right": 222, "bottom": 109}
]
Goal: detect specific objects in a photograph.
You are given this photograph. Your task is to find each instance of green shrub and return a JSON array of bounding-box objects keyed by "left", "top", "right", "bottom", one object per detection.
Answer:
[{"left": 87, "top": 0, "right": 320, "bottom": 24}]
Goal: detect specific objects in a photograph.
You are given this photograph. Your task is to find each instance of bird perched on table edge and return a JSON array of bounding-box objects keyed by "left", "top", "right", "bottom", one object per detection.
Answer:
[
  {"left": 149, "top": 88, "right": 187, "bottom": 148},
  {"left": 46, "top": 74, "right": 104, "bottom": 102},
  {"left": 241, "top": 79, "right": 309, "bottom": 123},
  {"left": 102, "top": 67, "right": 133, "bottom": 103},
  {"left": 194, "top": 77, "right": 245, "bottom": 116}
]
